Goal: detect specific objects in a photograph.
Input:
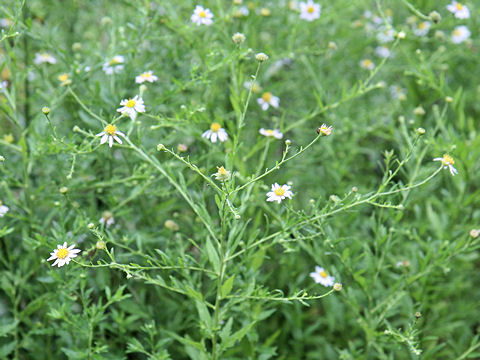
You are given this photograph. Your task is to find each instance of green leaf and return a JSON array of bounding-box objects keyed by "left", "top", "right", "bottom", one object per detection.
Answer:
[
  {"left": 0, "top": 341, "right": 16, "bottom": 358},
  {"left": 221, "top": 275, "right": 234, "bottom": 298},
  {"left": 205, "top": 237, "right": 220, "bottom": 273}
]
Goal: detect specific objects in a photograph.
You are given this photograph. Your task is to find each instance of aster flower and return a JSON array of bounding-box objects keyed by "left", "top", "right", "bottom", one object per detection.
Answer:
[
  {"left": 244, "top": 80, "right": 262, "bottom": 94},
  {"left": 360, "top": 59, "right": 375, "bottom": 70},
  {"left": 376, "top": 27, "right": 395, "bottom": 43},
  {"left": 135, "top": 71, "right": 158, "bottom": 84},
  {"left": 0, "top": 200, "right": 9, "bottom": 217},
  {"left": 266, "top": 183, "right": 293, "bottom": 203},
  {"left": 413, "top": 21, "right": 431, "bottom": 37},
  {"left": 299, "top": 0, "right": 321, "bottom": 21},
  {"left": 117, "top": 95, "right": 146, "bottom": 120},
  {"left": 47, "top": 242, "right": 81, "bottom": 267},
  {"left": 309, "top": 266, "right": 335, "bottom": 287},
  {"left": 257, "top": 92, "right": 280, "bottom": 111},
  {"left": 259, "top": 128, "right": 283, "bottom": 139},
  {"left": 433, "top": 154, "right": 458, "bottom": 176},
  {"left": 446, "top": 1, "right": 470, "bottom": 19},
  {"left": 451, "top": 26, "right": 470, "bottom": 44},
  {"left": 0, "top": 18, "right": 12, "bottom": 28},
  {"left": 390, "top": 85, "right": 407, "bottom": 101},
  {"left": 0, "top": 81, "right": 8, "bottom": 91},
  {"left": 213, "top": 166, "right": 231, "bottom": 181},
  {"left": 191, "top": 5, "right": 214, "bottom": 26},
  {"left": 96, "top": 124, "right": 126, "bottom": 147},
  {"left": 99, "top": 211, "right": 115, "bottom": 227},
  {"left": 102, "top": 55, "right": 125, "bottom": 75},
  {"left": 202, "top": 123, "right": 228, "bottom": 143},
  {"left": 317, "top": 124, "right": 332, "bottom": 136},
  {"left": 57, "top": 73, "right": 71, "bottom": 86},
  {"left": 34, "top": 52, "right": 57, "bottom": 65},
  {"left": 375, "top": 46, "right": 391, "bottom": 58}
]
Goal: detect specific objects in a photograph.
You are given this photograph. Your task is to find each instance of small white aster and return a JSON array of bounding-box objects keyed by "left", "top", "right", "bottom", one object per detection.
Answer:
[
  {"left": 390, "top": 85, "right": 407, "bottom": 101},
  {"left": 135, "top": 71, "right": 158, "bottom": 84},
  {"left": 34, "top": 52, "right": 57, "bottom": 65},
  {"left": 96, "top": 124, "right": 126, "bottom": 148},
  {"left": 376, "top": 27, "right": 395, "bottom": 43},
  {"left": 191, "top": 5, "right": 214, "bottom": 26},
  {"left": 360, "top": 59, "right": 375, "bottom": 70},
  {"left": 244, "top": 80, "right": 262, "bottom": 94},
  {"left": 375, "top": 46, "right": 391, "bottom": 58},
  {"left": 317, "top": 123, "right": 333, "bottom": 136},
  {"left": 0, "top": 81, "right": 8, "bottom": 91},
  {"left": 47, "top": 242, "right": 81, "bottom": 267},
  {"left": 266, "top": 183, "right": 293, "bottom": 203},
  {"left": 102, "top": 55, "right": 125, "bottom": 75},
  {"left": 413, "top": 21, "right": 431, "bottom": 37},
  {"left": 259, "top": 128, "right": 283, "bottom": 139},
  {"left": 99, "top": 211, "right": 115, "bottom": 227},
  {"left": 309, "top": 266, "right": 335, "bottom": 287},
  {"left": 0, "top": 18, "right": 12, "bottom": 28},
  {"left": 446, "top": 1, "right": 470, "bottom": 19},
  {"left": 0, "top": 200, "right": 9, "bottom": 217},
  {"left": 117, "top": 95, "right": 146, "bottom": 120},
  {"left": 257, "top": 92, "right": 280, "bottom": 111},
  {"left": 451, "top": 26, "right": 471, "bottom": 44},
  {"left": 202, "top": 123, "right": 228, "bottom": 143},
  {"left": 299, "top": 0, "right": 321, "bottom": 22},
  {"left": 433, "top": 154, "right": 458, "bottom": 176}
]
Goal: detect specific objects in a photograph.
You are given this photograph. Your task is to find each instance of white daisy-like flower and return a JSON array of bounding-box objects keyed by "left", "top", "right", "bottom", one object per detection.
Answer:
[
  {"left": 0, "top": 81, "right": 8, "bottom": 91},
  {"left": 116, "top": 95, "right": 146, "bottom": 120},
  {"left": 413, "top": 21, "right": 431, "bottom": 37},
  {"left": 375, "top": 46, "right": 391, "bottom": 58},
  {"left": 446, "top": 1, "right": 470, "bottom": 19},
  {"left": 0, "top": 18, "right": 12, "bottom": 28},
  {"left": 0, "top": 200, "right": 9, "bottom": 217},
  {"left": 99, "top": 211, "right": 115, "bottom": 227},
  {"left": 376, "top": 27, "right": 395, "bottom": 43},
  {"left": 34, "top": 52, "right": 57, "bottom": 65},
  {"left": 202, "top": 123, "right": 228, "bottom": 143},
  {"left": 96, "top": 124, "right": 126, "bottom": 148},
  {"left": 213, "top": 166, "right": 231, "bottom": 181},
  {"left": 470, "top": 229, "right": 479, "bottom": 238},
  {"left": 257, "top": 92, "right": 280, "bottom": 111},
  {"left": 309, "top": 266, "right": 335, "bottom": 287},
  {"left": 259, "top": 128, "right": 283, "bottom": 139},
  {"left": 299, "top": 0, "right": 321, "bottom": 22},
  {"left": 266, "top": 183, "right": 293, "bottom": 203},
  {"left": 244, "top": 80, "right": 262, "bottom": 94},
  {"left": 390, "top": 85, "right": 407, "bottom": 101},
  {"left": 360, "top": 59, "right": 375, "bottom": 70},
  {"left": 102, "top": 55, "right": 125, "bottom": 75},
  {"left": 47, "top": 242, "right": 81, "bottom": 267},
  {"left": 317, "top": 123, "right": 333, "bottom": 136},
  {"left": 135, "top": 71, "right": 158, "bottom": 84},
  {"left": 233, "top": 6, "right": 250, "bottom": 18},
  {"left": 451, "top": 26, "right": 471, "bottom": 44},
  {"left": 433, "top": 154, "right": 458, "bottom": 176},
  {"left": 191, "top": 5, "right": 214, "bottom": 26}
]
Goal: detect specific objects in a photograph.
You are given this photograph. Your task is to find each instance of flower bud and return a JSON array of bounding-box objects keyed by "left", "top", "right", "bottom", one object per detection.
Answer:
[
  {"left": 333, "top": 283, "right": 342, "bottom": 291},
  {"left": 255, "top": 52, "right": 269, "bottom": 62},
  {"left": 232, "top": 32, "right": 246, "bottom": 44},
  {"left": 429, "top": 11, "right": 441, "bottom": 24},
  {"left": 42, "top": 107, "right": 50, "bottom": 115},
  {"left": 157, "top": 144, "right": 166, "bottom": 151},
  {"left": 417, "top": 127, "right": 425, "bottom": 135}
]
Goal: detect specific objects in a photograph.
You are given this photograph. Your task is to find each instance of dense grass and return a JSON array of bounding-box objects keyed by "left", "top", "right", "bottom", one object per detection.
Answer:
[{"left": 1, "top": 0, "right": 479, "bottom": 359}]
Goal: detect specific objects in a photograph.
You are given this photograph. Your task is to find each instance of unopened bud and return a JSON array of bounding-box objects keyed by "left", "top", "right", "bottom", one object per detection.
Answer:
[
  {"left": 232, "top": 32, "right": 246, "bottom": 44},
  {"left": 157, "top": 144, "right": 166, "bottom": 151},
  {"left": 42, "top": 107, "right": 50, "bottom": 115},
  {"left": 255, "top": 52, "right": 269, "bottom": 62}
]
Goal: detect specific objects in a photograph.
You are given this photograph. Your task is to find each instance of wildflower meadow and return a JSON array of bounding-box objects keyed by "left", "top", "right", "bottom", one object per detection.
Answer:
[{"left": 1, "top": 0, "right": 480, "bottom": 359}]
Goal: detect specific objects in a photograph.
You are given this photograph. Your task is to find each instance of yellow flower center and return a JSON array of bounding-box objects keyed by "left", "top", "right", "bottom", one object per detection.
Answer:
[
  {"left": 141, "top": 72, "right": 150, "bottom": 78},
  {"left": 260, "top": 8, "right": 271, "bottom": 16},
  {"left": 262, "top": 92, "right": 272, "bottom": 102},
  {"left": 274, "top": 187, "right": 285, "bottom": 196},
  {"left": 442, "top": 154, "right": 454, "bottom": 165},
  {"left": 265, "top": 130, "right": 274, "bottom": 136},
  {"left": 363, "top": 59, "right": 372, "bottom": 67},
  {"left": 456, "top": 3, "right": 463, "bottom": 10},
  {"left": 418, "top": 22, "right": 426, "bottom": 29},
  {"left": 218, "top": 166, "right": 227, "bottom": 175},
  {"left": 105, "top": 124, "right": 117, "bottom": 135},
  {"left": 453, "top": 29, "right": 461, "bottom": 36},
  {"left": 319, "top": 270, "right": 328, "bottom": 278},
  {"left": 57, "top": 248, "right": 69, "bottom": 259},
  {"left": 58, "top": 73, "right": 69, "bottom": 82},
  {"left": 199, "top": 10, "right": 206, "bottom": 18},
  {"left": 126, "top": 99, "right": 136, "bottom": 108},
  {"left": 109, "top": 58, "right": 120, "bottom": 66},
  {"left": 210, "top": 122, "right": 221, "bottom": 132},
  {"left": 307, "top": 6, "right": 314, "bottom": 13}
]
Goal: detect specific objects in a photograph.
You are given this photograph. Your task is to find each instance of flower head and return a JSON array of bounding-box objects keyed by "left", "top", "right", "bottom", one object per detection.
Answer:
[
  {"left": 202, "top": 123, "right": 228, "bottom": 143},
  {"left": 413, "top": 21, "right": 431, "bottom": 37},
  {"left": 377, "top": 27, "right": 395, "bottom": 43},
  {"left": 102, "top": 55, "right": 124, "bottom": 74},
  {"left": 375, "top": 46, "right": 391, "bottom": 58},
  {"left": 259, "top": 128, "right": 283, "bottom": 139},
  {"left": 96, "top": 124, "right": 125, "bottom": 147},
  {"left": 470, "top": 229, "right": 479, "bottom": 238},
  {"left": 310, "top": 266, "right": 335, "bottom": 287},
  {"left": 257, "top": 92, "right": 279, "bottom": 111},
  {"left": 213, "top": 166, "right": 231, "bottom": 181},
  {"left": 390, "top": 85, "right": 407, "bottom": 101},
  {"left": 34, "top": 52, "right": 57, "bottom": 65},
  {"left": 451, "top": 25, "right": 470, "bottom": 44},
  {"left": 433, "top": 154, "right": 458, "bottom": 176},
  {"left": 58, "top": 73, "right": 71, "bottom": 86},
  {"left": 117, "top": 95, "right": 146, "bottom": 120},
  {"left": 191, "top": 5, "right": 214, "bottom": 26},
  {"left": 244, "top": 80, "right": 261, "bottom": 94},
  {"left": 135, "top": 71, "right": 158, "bottom": 84},
  {"left": 266, "top": 183, "right": 293, "bottom": 203},
  {"left": 299, "top": 0, "right": 321, "bottom": 21},
  {"left": 0, "top": 81, "right": 8, "bottom": 91},
  {"left": 0, "top": 200, "right": 9, "bottom": 217},
  {"left": 317, "top": 124, "right": 332, "bottom": 136},
  {"left": 47, "top": 242, "right": 81, "bottom": 267},
  {"left": 99, "top": 211, "right": 115, "bottom": 227},
  {"left": 446, "top": 1, "right": 470, "bottom": 19},
  {"left": 360, "top": 59, "right": 375, "bottom": 70}
]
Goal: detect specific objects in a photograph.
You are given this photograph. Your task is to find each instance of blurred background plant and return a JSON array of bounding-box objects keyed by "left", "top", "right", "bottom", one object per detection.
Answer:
[{"left": 1, "top": 0, "right": 479, "bottom": 359}]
